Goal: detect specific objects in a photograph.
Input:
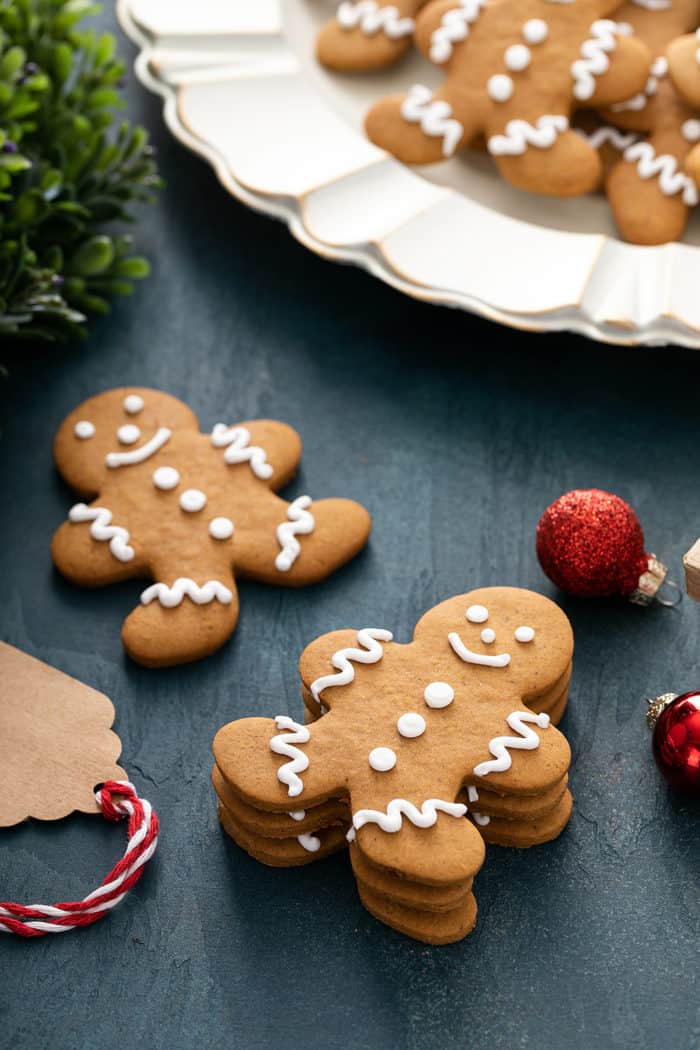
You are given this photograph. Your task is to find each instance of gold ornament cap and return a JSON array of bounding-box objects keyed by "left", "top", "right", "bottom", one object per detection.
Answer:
[
  {"left": 629, "top": 555, "right": 668, "bottom": 606},
  {"left": 646, "top": 693, "right": 678, "bottom": 730}
]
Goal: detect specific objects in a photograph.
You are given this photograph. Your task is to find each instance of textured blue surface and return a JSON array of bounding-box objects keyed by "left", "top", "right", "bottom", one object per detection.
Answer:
[{"left": 0, "top": 9, "right": 699, "bottom": 1050}]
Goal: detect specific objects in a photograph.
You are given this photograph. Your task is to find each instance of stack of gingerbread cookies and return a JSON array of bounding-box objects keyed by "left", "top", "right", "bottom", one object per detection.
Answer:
[
  {"left": 317, "top": 0, "right": 700, "bottom": 245},
  {"left": 213, "top": 588, "right": 574, "bottom": 944}
]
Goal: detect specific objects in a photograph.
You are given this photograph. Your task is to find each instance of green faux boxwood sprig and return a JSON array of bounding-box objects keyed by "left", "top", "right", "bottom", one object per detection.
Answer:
[{"left": 0, "top": 0, "right": 162, "bottom": 344}]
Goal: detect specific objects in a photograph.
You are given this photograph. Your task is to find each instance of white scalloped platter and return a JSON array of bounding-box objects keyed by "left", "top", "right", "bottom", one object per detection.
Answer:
[{"left": 117, "top": 0, "right": 700, "bottom": 346}]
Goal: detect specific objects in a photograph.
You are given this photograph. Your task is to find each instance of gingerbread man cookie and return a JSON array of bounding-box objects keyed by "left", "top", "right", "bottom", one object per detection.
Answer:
[
  {"left": 51, "top": 388, "right": 371, "bottom": 667},
  {"left": 666, "top": 29, "right": 700, "bottom": 188},
  {"left": 213, "top": 587, "right": 574, "bottom": 944},
  {"left": 317, "top": 1, "right": 428, "bottom": 72},
  {"left": 364, "top": 0, "right": 652, "bottom": 195}
]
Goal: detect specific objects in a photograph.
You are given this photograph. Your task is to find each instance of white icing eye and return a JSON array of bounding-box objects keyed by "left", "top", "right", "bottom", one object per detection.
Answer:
[
  {"left": 522, "top": 18, "right": 548, "bottom": 44},
  {"left": 487, "top": 74, "right": 514, "bottom": 102},
  {"left": 424, "top": 682, "right": 454, "bottom": 709},
  {"left": 682, "top": 119, "right": 700, "bottom": 143},
  {"left": 209, "top": 517, "right": 234, "bottom": 540},
  {"left": 368, "top": 747, "right": 397, "bottom": 772},
  {"left": 466, "top": 605, "right": 489, "bottom": 623},
  {"left": 514, "top": 625, "right": 535, "bottom": 643},
  {"left": 123, "top": 394, "right": 144, "bottom": 415},
  {"left": 504, "top": 44, "right": 531, "bottom": 71},
  {"left": 117, "top": 424, "right": 141, "bottom": 445},
  {"left": 180, "top": 489, "right": 207, "bottom": 513},
  {"left": 397, "top": 712, "right": 426, "bottom": 738},
  {"left": 74, "top": 420, "right": 95, "bottom": 439},
  {"left": 152, "top": 466, "right": 180, "bottom": 491},
  {"left": 481, "top": 628, "right": 496, "bottom": 644}
]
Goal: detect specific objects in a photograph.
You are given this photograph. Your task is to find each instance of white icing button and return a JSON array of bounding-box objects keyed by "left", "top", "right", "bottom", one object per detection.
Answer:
[
  {"left": 424, "top": 682, "right": 455, "bottom": 709},
  {"left": 74, "top": 420, "right": 95, "bottom": 439},
  {"left": 123, "top": 394, "right": 144, "bottom": 415},
  {"left": 180, "top": 488, "right": 207, "bottom": 513},
  {"left": 152, "top": 466, "right": 180, "bottom": 491},
  {"left": 466, "top": 604, "right": 489, "bottom": 623},
  {"left": 682, "top": 119, "right": 700, "bottom": 143},
  {"left": 397, "top": 712, "right": 426, "bottom": 738},
  {"left": 209, "top": 516, "right": 234, "bottom": 540},
  {"left": 481, "top": 628, "right": 496, "bottom": 644},
  {"left": 487, "top": 74, "right": 514, "bottom": 102},
  {"left": 504, "top": 44, "right": 531, "bottom": 71},
  {"left": 288, "top": 810, "right": 306, "bottom": 822},
  {"left": 515, "top": 625, "right": 535, "bottom": 643},
  {"left": 368, "top": 747, "right": 397, "bottom": 772},
  {"left": 117, "top": 424, "right": 141, "bottom": 445},
  {"left": 523, "top": 18, "right": 548, "bottom": 44}
]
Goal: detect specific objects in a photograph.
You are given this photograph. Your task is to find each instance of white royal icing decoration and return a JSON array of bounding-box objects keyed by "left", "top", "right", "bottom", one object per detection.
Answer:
[
  {"left": 481, "top": 627, "right": 496, "bottom": 644},
  {"left": 117, "top": 424, "right": 141, "bottom": 445},
  {"left": 288, "top": 810, "right": 306, "bottom": 821},
  {"left": 351, "top": 798, "right": 467, "bottom": 834},
  {"left": 270, "top": 716, "right": 310, "bottom": 798},
  {"left": 152, "top": 466, "right": 180, "bottom": 490},
  {"left": 429, "top": 0, "right": 483, "bottom": 64},
  {"left": 397, "top": 712, "right": 426, "bottom": 738},
  {"left": 68, "top": 504, "right": 134, "bottom": 562},
  {"left": 682, "top": 119, "right": 700, "bottom": 144},
  {"left": 424, "top": 682, "right": 454, "bottom": 709},
  {"left": 449, "top": 632, "right": 511, "bottom": 667},
  {"left": 515, "top": 625, "right": 535, "bottom": 642},
  {"left": 401, "top": 84, "right": 464, "bottom": 157},
  {"left": 467, "top": 783, "right": 489, "bottom": 824},
  {"left": 522, "top": 18, "right": 548, "bottom": 44},
  {"left": 211, "top": 424, "right": 273, "bottom": 479},
  {"left": 369, "top": 746, "right": 397, "bottom": 772},
  {"left": 504, "top": 44, "right": 531, "bottom": 72},
  {"left": 488, "top": 115, "right": 568, "bottom": 156},
  {"left": 575, "top": 126, "right": 638, "bottom": 151},
  {"left": 336, "top": 1, "right": 415, "bottom": 39},
  {"left": 297, "top": 833, "right": 321, "bottom": 852},
  {"left": 74, "top": 420, "right": 95, "bottom": 439},
  {"left": 106, "top": 427, "right": 171, "bottom": 468},
  {"left": 466, "top": 605, "right": 489, "bottom": 623},
  {"left": 310, "top": 628, "right": 393, "bottom": 704},
  {"left": 473, "top": 711, "right": 550, "bottom": 777},
  {"left": 275, "top": 495, "right": 314, "bottom": 572},
  {"left": 488, "top": 74, "right": 514, "bottom": 103},
  {"left": 179, "top": 488, "right": 207, "bottom": 513},
  {"left": 623, "top": 141, "right": 699, "bottom": 206},
  {"left": 697, "top": 28, "right": 700, "bottom": 68},
  {"left": 571, "top": 21, "right": 629, "bottom": 102},
  {"left": 209, "top": 517, "right": 234, "bottom": 540},
  {"left": 140, "top": 578, "right": 233, "bottom": 608},
  {"left": 123, "top": 394, "right": 144, "bottom": 414},
  {"left": 630, "top": 0, "right": 670, "bottom": 8}
]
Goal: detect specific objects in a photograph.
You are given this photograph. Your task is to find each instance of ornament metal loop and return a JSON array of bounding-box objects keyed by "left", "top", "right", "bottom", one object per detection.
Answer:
[{"left": 654, "top": 577, "right": 683, "bottom": 608}]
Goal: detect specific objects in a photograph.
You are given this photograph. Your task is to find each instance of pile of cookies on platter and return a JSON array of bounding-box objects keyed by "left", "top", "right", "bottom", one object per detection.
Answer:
[
  {"left": 317, "top": 0, "right": 700, "bottom": 245},
  {"left": 213, "top": 589, "right": 574, "bottom": 944}
]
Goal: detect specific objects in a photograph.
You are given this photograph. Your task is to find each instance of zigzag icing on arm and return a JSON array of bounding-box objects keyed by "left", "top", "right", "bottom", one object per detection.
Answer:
[
  {"left": 571, "top": 20, "right": 630, "bottom": 102},
  {"left": 68, "top": 504, "right": 134, "bottom": 562},
  {"left": 275, "top": 496, "right": 315, "bottom": 572},
  {"left": 310, "top": 628, "right": 394, "bottom": 704},
  {"left": 351, "top": 798, "right": 467, "bottom": 834},
  {"left": 270, "top": 716, "right": 310, "bottom": 798},
  {"left": 211, "top": 424, "right": 273, "bottom": 479},
  {"left": 337, "top": 1, "right": 415, "bottom": 39},
  {"left": 473, "top": 711, "right": 550, "bottom": 778},
  {"left": 400, "top": 84, "right": 464, "bottom": 157},
  {"left": 623, "top": 142, "right": 699, "bottom": 206},
  {"left": 429, "top": 0, "right": 483, "bottom": 63},
  {"left": 140, "top": 578, "right": 233, "bottom": 608},
  {"left": 575, "top": 126, "right": 638, "bottom": 151},
  {"left": 487, "top": 116, "right": 568, "bottom": 156},
  {"left": 105, "top": 427, "right": 171, "bottom": 468}
]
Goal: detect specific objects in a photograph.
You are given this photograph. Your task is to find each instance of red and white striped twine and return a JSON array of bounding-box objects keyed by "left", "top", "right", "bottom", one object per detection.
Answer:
[{"left": 0, "top": 780, "right": 159, "bottom": 938}]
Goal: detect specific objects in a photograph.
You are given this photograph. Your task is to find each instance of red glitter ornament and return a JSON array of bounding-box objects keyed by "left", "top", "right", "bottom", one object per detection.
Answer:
[
  {"left": 536, "top": 489, "right": 667, "bottom": 604},
  {"left": 647, "top": 692, "right": 700, "bottom": 795}
]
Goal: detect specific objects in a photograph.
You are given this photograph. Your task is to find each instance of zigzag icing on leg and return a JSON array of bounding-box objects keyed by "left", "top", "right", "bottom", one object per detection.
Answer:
[
  {"left": 270, "top": 716, "right": 310, "bottom": 798},
  {"left": 140, "top": 578, "right": 233, "bottom": 607},
  {"left": 68, "top": 504, "right": 134, "bottom": 562},
  {"left": 337, "top": 1, "right": 415, "bottom": 39},
  {"left": 400, "top": 84, "right": 464, "bottom": 157},
  {"left": 310, "top": 628, "right": 393, "bottom": 704},
  {"left": 487, "top": 115, "right": 569, "bottom": 156},
  {"left": 473, "top": 711, "right": 550, "bottom": 778},
  {"left": 351, "top": 798, "right": 467, "bottom": 834},
  {"left": 575, "top": 126, "right": 638, "bottom": 151},
  {"left": 211, "top": 424, "right": 273, "bottom": 479},
  {"left": 623, "top": 142, "right": 699, "bottom": 206}
]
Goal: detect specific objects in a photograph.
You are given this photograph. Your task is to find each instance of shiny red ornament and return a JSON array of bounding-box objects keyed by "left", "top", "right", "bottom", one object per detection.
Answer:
[
  {"left": 647, "top": 692, "right": 700, "bottom": 795},
  {"left": 536, "top": 489, "right": 665, "bottom": 603}
]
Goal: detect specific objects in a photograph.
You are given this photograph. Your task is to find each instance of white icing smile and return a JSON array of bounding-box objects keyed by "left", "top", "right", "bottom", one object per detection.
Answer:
[
  {"left": 448, "top": 632, "right": 511, "bottom": 667},
  {"left": 106, "top": 427, "right": 171, "bottom": 468}
]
